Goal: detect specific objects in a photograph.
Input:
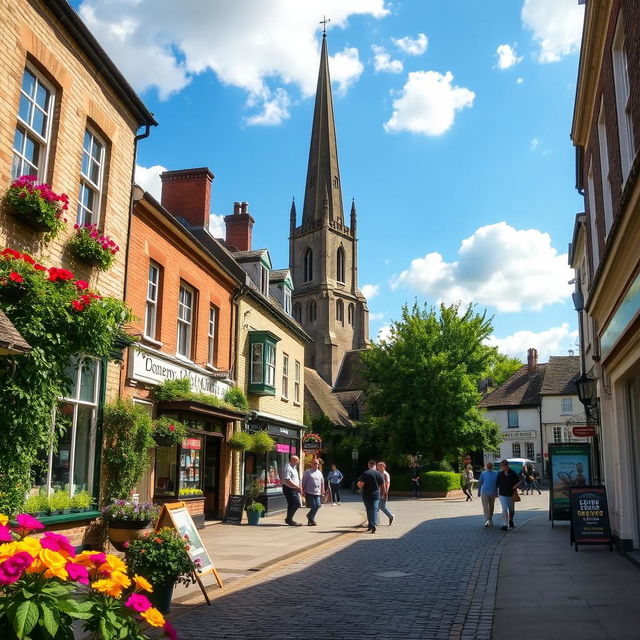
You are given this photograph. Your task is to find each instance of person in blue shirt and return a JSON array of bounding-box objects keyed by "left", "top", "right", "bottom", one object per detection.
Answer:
[
  {"left": 326, "top": 464, "right": 344, "bottom": 505},
  {"left": 477, "top": 462, "right": 499, "bottom": 527}
]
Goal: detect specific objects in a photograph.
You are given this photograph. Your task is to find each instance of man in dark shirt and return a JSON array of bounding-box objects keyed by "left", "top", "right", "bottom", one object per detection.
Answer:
[
  {"left": 357, "top": 460, "right": 386, "bottom": 533},
  {"left": 496, "top": 459, "right": 521, "bottom": 531}
]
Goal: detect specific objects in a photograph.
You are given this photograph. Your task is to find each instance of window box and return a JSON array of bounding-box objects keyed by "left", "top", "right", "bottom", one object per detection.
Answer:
[{"left": 248, "top": 330, "right": 280, "bottom": 396}]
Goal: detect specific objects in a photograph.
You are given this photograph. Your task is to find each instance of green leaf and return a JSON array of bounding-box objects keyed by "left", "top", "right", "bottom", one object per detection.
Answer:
[
  {"left": 39, "top": 603, "right": 60, "bottom": 639},
  {"left": 11, "top": 600, "right": 39, "bottom": 638}
]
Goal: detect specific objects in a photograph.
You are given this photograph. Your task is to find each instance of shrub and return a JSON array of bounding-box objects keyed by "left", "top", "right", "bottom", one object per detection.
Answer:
[
  {"left": 179, "top": 488, "right": 203, "bottom": 497},
  {"left": 49, "top": 490, "right": 71, "bottom": 512},
  {"left": 250, "top": 431, "right": 276, "bottom": 454},
  {"left": 246, "top": 502, "right": 265, "bottom": 513},
  {"left": 102, "top": 500, "right": 160, "bottom": 524},
  {"left": 153, "top": 378, "right": 246, "bottom": 414},
  {"left": 152, "top": 416, "right": 187, "bottom": 447},
  {"left": 71, "top": 490, "right": 94, "bottom": 510},
  {"left": 22, "top": 494, "right": 48, "bottom": 515},
  {"left": 423, "top": 471, "right": 461, "bottom": 492},
  {"left": 436, "top": 459, "right": 454, "bottom": 472},
  {"left": 69, "top": 223, "right": 119, "bottom": 270},
  {"left": 223, "top": 386, "right": 249, "bottom": 411},
  {"left": 228, "top": 431, "right": 253, "bottom": 451}
]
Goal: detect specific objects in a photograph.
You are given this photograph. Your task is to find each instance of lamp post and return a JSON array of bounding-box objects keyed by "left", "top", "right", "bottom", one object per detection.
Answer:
[
  {"left": 351, "top": 448, "right": 359, "bottom": 493},
  {"left": 575, "top": 371, "right": 600, "bottom": 483}
]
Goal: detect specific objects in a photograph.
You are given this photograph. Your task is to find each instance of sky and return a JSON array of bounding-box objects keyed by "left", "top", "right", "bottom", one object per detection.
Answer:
[{"left": 72, "top": 0, "right": 586, "bottom": 363}]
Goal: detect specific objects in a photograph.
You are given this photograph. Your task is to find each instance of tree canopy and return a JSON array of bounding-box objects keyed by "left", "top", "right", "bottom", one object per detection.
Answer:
[
  {"left": 360, "top": 302, "right": 502, "bottom": 463},
  {"left": 482, "top": 351, "right": 523, "bottom": 387}
]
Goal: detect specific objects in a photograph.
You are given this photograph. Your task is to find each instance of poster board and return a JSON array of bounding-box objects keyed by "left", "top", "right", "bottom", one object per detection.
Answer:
[
  {"left": 156, "top": 502, "right": 222, "bottom": 597},
  {"left": 569, "top": 486, "right": 613, "bottom": 551},
  {"left": 548, "top": 443, "right": 591, "bottom": 525},
  {"left": 223, "top": 495, "right": 247, "bottom": 523}
]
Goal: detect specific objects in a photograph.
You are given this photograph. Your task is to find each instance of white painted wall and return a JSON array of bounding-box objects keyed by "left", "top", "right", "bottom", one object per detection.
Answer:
[{"left": 483, "top": 407, "right": 541, "bottom": 462}]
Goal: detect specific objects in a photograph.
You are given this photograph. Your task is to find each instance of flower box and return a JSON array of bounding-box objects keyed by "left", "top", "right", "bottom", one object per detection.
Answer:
[{"left": 69, "top": 223, "right": 119, "bottom": 271}]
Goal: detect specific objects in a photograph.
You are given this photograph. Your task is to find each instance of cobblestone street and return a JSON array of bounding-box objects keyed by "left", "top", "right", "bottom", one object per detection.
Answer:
[{"left": 173, "top": 493, "right": 547, "bottom": 639}]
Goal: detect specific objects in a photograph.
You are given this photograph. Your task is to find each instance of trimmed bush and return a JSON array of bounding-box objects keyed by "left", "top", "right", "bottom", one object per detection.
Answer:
[{"left": 423, "top": 471, "right": 461, "bottom": 492}]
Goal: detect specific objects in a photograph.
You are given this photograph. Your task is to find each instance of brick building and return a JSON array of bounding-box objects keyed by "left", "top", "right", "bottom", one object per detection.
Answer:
[
  {"left": 0, "top": 0, "right": 154, "bottom": 543},
  {"left": 569, "top": 0, "right": 640, "bottom": 549}
]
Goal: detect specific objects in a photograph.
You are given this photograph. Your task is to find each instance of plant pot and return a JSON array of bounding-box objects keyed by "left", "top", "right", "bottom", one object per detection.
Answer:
[
  {"left": 74, "top": 252, "right": 103, "bottom": 268},
  {"left": 47, "top": 509, "right": 61, "bottom": 516},
  {"left": 107, "top": 518, "right": 151, "bottom": 551},
  {"left": 60, "top": 509, "right": 71, "bottom": 515},
  {"left": 9, "top": 206, "right": 52, "bottom": 233},
  {"left": 247, "top": 510, "right": 262, "bottom": 526},
  {"left": 70, "top": 508, "right": 83, "bottom": 513},
  {"left": 148, "top": 581, "right": 175, "bottom": 614}
]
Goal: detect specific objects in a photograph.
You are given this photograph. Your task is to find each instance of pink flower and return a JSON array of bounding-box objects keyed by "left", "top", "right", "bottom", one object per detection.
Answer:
[
  {"left": 0, "top": 552, "right": 33, "bottom": 585},
  {"left": 0, "top": 524, "right": 13, "bottom": 542},
  {"left": 163, "top": 620, "right": 178, "bottom": 640},
  {"left": 15, "top": 513, "right": 44, "bottom": 531},
  {"left": 65, "top": 562, "right": 89, "bottom": 585},
  {"left": 41, "top": 531, "right": 75, "bottom": 557},
  {"left": 86, "top": 552, "right": 106, "bottom": 566},
  {"left": 125, "top": 593, "right": 152, "bottom": 613}
]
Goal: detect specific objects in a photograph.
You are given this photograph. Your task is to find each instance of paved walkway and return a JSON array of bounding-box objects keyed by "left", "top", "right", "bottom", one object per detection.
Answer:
[{"left": 172, "top": 492, "right": 546, "bottom": 639}]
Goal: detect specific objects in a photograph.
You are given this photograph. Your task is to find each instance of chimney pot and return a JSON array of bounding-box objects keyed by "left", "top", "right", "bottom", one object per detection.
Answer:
[
  {"left": 225, "top": 201, "right": 255, "bottom": 252},
  {"left": 233, "top": 201, "right": 241, "bottom": 214},
  {"left": 241, "top": 201, "right": 249, "bottom": 214}
]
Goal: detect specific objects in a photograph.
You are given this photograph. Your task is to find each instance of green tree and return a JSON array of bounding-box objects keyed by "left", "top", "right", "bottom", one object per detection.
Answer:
[
  {"left": 482, "top": 351, "right": 523, "bottom": 387},
  {"left": 361, "top": 302, "right": 502, "bottom": 462}
]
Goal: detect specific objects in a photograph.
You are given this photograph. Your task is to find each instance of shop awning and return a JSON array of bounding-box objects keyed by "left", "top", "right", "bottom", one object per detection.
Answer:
[
  {"left": 156, "top": 400, "right": 247, "bottom": 421},
  {"left": 0, "top": 310, "right": 31, "bottom": 356}
]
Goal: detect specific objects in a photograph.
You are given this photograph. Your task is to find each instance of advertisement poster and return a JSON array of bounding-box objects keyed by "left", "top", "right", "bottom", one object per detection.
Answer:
[
  {"left": 569, "top": 486, "right": 612, "bottom": 550},
  {"left": 549, "top": 443, "right": 591, "bottom": 520}
]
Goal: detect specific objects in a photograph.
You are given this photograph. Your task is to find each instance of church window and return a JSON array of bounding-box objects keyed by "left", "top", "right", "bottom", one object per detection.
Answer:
[
  {"left": 333, "top": 176, "right": 339, "bottom": 188},
  {"left": 336, "top": 299, "right": 344, "bottom": 325},
  {"left": 348, "top": 303, "right": 355, "bottom": 326},
  {"left": 304, "top": 248, "right": 313, "bottom": 282},
  {"left": 307, "top": 300, "right": 317, "bottom": 322},
  {"left": 336, "top": 247, "right": 345, "bottom": 284},
  {"left": 293, "top": 303, "right": 302, "bottom": 323}
]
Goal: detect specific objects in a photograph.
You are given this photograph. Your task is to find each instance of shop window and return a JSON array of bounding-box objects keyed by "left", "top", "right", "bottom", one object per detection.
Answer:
[
  {"left": 561, "top": 398, "right": 573, "bottom": 415},
  {"left": 294, "top": 360, "right": 301, "bottom": 404},
  {"left": 30, "top": 358, "right": 100, "bottom": 501},
  {"left": 207, "top": 305, "right": 218, "bottom": 366},
  {"left": 12, "top": 66, "right": 55, "bottom": 180},
  {"left": 177, "top": 282, "right": 195, "bottom": 359},
  {"left": 512, "top": 443, "right": 521, "bottom": 458},
  {"left": 507, "top": 409, "right": 519, "bottom": 428},
  {"left": 282, "top": 353, "right": 289, "bottom": 400},
  {"left": 525, "top": 442, "right": 535, "bottom": 460},
  {"left": 77, "top": 127, "right": 106, "bottom": 226},
  {"left": 144, "top": 261, "right": 161, "bottom": 340},
  {"left": 248, "top": 331, "right": 280, "bottom": 395},
  {"left": 244, "top": 436, "right": 298, "bottom": 495}
]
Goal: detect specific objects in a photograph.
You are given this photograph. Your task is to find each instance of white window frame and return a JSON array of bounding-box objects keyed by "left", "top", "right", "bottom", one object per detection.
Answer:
[
  {"left": 207, "top": 305, "right": 218, "bottom": 367},
  {"left": 294, "top": 360, "right": 301, "bottom": 404},
  {"left": 177, "top": 283, "right": 195, "bottom": 360},
  {"left": 553, "top": 426, "right": 563, "bottom": 444},
  {"left": 12, "top": 65, "right": 56, "bottom": 181},
  {"left": 561, "top": 398, "right": 573, "bottom": 415},
  {"left": 597, "top": 100, "right": 614, "bottom": 236},
  {"left": 265, "top": 342, "right": 276, "bottom": 388},
  {"left": 144, "top": 262, "right": 160, "bottom": 340},
  {"left": 525, "top": 442, "right": 535, "bottom": 461},
  {"left": 587, "top": 161, "right": 600, "bottom": 270},
  {"left": 507, "top": 409, "right": 519, "bottom": 428},
  {"left": 512, "top": 442, "right": 521, "bottom": 458},
  {"left": 251, "top": 343, "right": 264, "bottom": 384},
  {"left": 283, "top": 287, "right": 292, "bottom": 315},
  {"left": 282, "top": 353, "right": 289, "bottom": 400},
  {"left": 260, "top": 266, "right": 269, "bottom": 296},
  {"left": 612, "top": 15, "right": 635, "bottom": 182},
  {"left": 77, "top": 127, "right": 106, "bottom": 226}
]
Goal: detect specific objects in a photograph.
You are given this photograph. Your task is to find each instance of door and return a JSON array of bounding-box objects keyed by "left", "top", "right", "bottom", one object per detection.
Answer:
[{"left": 203, "top": 435, "right": 221, "bottom": 519}]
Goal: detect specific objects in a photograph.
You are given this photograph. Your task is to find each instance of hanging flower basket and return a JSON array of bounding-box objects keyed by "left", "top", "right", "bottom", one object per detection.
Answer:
[
  {"left": 250, "top": 431, "right": 276, "bottom": 455},
  {"left": 228, "top": 431, "right": 253, "bottom": 451},
  {"left": 69, "top": 223, "right": 119, "bottom": 270},
  {"left": 152, "top": 416, "right": 188, "bottom": 447},
  {"left": 4, "top": 175, "right": 69, "bottom": 237}
]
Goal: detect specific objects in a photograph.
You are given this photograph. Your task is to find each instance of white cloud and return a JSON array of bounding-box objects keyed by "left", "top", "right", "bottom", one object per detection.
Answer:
[
  {"left": 209, "top": 215, "right": 226, "bottom": 237},
  {"left": 369, "top": 312, "right": 385, "bottom": 321},
  {"left": 78, "top": 0, "right": 388, "bottom": 121},
  {"left": 530, "top": 137, "right": 540, "bottom": 150},
  {"left": 521, "top": 0, "right": 584, "bottom": 63},
  {"left": 496, "top": 44, "right": 523, "bottom": 70},
  {"left": 361, "top": 283, "right": 380, "bottom": 299},
  {"left": 384, "top": 70, "right": 475, "bottom": 136},
  {"left": 516, "top": 77, "right": 524, "bottom": 85},
  {"left": 376, "top": 324, "right": 392, "bottom": 342},
  {"left": 372, "top": 45, "right": 403, "bottom": 74},
  {"left": 391, "top": 222, "right": 572, "bottom": 312},
  {"left": 393, "top": 33, "right": 428, "bottom": 56},
  {"left": 135, "top": 164, "right": 167, "bottom": 200},
  {"left": 486, "top": 323, "right": 577, "bottom": 362}
]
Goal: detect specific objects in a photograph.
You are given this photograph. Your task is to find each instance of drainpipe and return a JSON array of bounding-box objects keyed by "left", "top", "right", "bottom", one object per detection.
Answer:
[{"left": 538, "top": 405, "right": 545, "bottom": 480}]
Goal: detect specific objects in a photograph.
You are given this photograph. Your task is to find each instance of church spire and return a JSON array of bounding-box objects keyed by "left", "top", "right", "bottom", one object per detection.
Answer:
[{"left": 301, "top": 32, "right": 344, "bottom": 227}]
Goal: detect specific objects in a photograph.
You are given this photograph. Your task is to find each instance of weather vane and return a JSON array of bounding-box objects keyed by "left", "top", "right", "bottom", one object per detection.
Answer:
[{"left": 320, "top": 16, "right": 330, "bottom": 36}]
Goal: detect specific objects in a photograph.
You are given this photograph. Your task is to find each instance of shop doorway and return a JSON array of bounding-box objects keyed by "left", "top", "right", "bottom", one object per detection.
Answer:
[{"left": 203, "top": 435, "right": 221, "bottom": 520}]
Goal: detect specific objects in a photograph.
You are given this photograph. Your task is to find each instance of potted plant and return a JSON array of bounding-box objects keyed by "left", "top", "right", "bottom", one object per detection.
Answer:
[
  {"left": 71, "top": 490, "right": 93, "bottom": 512},
  {"left": 4, "top": 174, "right": 69, "bottom": 236},
  {"left": 22, "top": 494, "right": 48, "bottom": 518},
  {"left": 152, "top": 416, "right": 188, "bottom": 447},
  {"left": 227, "top": 430, "right": 253, "bottom": 451},
  {"left": 48, "top": 490, "right": 72, "bottom": 515},
  {"left": 103, "top": 500, "right": 160, "bottom": 552},
  {"left": 246, "top": 501, "right": 265, "bottom": 525},
  {"left": 125, "top": 527, "right": 197, "bottom": 614},
  {"left": 68, "top": 223, "right": 119, "bottom": 270},
  {"left": 250, "top": 431, "right": 276, "bottom": 455},
  {"left": 179, "top": 488, "right": 204, "bottom": 497}
]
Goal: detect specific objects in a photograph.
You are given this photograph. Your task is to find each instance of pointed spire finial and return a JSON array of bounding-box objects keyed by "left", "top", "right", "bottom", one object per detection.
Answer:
[
  {"left": 320, "top": 16, "right": 330, "bottom": 36},
  {"left": 290, "top": 197, "right": 297, "bottom": 217},
  {"left": 350, "top": 198, "right": 356, "bottom": 214}
]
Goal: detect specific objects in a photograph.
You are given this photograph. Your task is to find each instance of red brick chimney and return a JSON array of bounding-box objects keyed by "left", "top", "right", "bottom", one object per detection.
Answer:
[
  {"left": 160, "top": 168, "right": 214, "bottom": 229},
  {"left": 527, "top": 348, "right": 538, "bottom": 375},
  {"left": 224, "top": 201, "right": 254, "bottom": 252}
]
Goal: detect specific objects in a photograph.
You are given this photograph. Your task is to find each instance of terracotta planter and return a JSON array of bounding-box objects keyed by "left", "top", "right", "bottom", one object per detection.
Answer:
[{"left": 107, "top": 519, "right": 151, "bottom": 551}]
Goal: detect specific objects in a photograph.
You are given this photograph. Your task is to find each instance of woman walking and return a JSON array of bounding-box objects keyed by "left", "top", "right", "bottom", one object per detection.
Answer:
[
  {"left": 497, "top": 459, "right": 521, "bottom": 531},
  {"left": 462, "top": 464, "right": 475, "bottom": 501},
  {"left": 327, "top": 464, "right": 343, "bottom": 505},
  {"left": 477, "top": 462, "right": 499, "bottom": 527}
]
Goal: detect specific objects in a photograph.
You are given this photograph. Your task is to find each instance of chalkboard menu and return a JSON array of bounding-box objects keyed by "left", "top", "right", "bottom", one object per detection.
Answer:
[
  {"left": 224, "top": 494, "right": 247, "bottom": 523},
  {"left": 569, "top": 486, "right": 613, "bottom": 551}
]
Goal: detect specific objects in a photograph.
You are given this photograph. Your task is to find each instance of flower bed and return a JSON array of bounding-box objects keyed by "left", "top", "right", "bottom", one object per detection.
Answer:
[{"left": 69, "top": 223, "right": 119, "bottom": 270}]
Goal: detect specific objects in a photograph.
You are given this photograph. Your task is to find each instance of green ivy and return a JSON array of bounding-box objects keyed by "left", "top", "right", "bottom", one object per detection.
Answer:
[
  {"left": 0, "top": 248, "right": 132, "bottom": 514},
  {"left": 153, "top": 378, "right": 247, "bottom": 415}
]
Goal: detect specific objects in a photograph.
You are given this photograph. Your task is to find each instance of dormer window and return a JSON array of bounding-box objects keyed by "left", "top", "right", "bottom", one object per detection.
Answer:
[{"left": 284, "top": 287, "right": 292, "bottom": 315}]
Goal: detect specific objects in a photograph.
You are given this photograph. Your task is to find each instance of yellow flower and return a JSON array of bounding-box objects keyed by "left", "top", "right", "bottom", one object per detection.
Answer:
[
  {"left": 110, "top": 570, "right": 131, "bottom": 589},
  {"left": 91, "top": 578, "right": 123, "bottom": 599},
  {"left": 14, "top": 537, "right": 41, "bottom": 557},
  {"left": 99, "top": 554, "right": 127, "bottom": 575},
  {"left": 0, "top": 541, "right": 19, "bottom": 560},
  {"left": 44, "top": 565, "right": 68, "bottom": 581},
  {"left": 40, "top": 548, "right": 67, "bottom": 569},
  {"left": 133, "top": 574, "right": 153, "bottom": 593},
  {"left": 0, "top": 514, "right": 8, "bottom": 526},
  {"left": 141, "top": 607, "right": 165, "bottom": 628}
]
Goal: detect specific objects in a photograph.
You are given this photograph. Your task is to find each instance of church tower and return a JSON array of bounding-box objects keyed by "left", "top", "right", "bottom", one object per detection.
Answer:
[{"left": 289, "top": 31, "right": 369, "bottom": 386}]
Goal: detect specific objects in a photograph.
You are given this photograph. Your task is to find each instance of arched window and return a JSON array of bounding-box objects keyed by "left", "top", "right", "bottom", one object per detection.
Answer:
[
  {"left": 307, "top": 300, "right": 317, "bottom": 322},
  {"left": 336, "top": 247, "right": 345, "bottom": 284},
  {"left": 293, "top": 303, "right": 302, "bottom": 323},
  {"left": 304, "top": 248, "right": 313, "bottom": 282},
  {"left": 348, "top": 303, "right": 355, "bottom": 326},
  {"left": 336, "top": 299, "right": 344, "bottom": 324}
]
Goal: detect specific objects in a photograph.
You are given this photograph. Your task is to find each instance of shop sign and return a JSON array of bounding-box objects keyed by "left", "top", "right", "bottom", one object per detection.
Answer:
[
  {"left": 182, "top": 438, "right": 201, "bottom": 450},
  {"left": 276, "top": 444, "right": 292, "bottom": 453},
  {"left": 128, "top": 346, "right": 230, "bottom": 398},
  {"left": 572, "top": 425, "right": 596, "bottom": 438},
  {"left": 267, "top": 425, "right": 295, "bottom": 438},
  {"left": 501, "top": 430, "right": 537, "bottom": 439},
  {"left": 302, "top": 433, "right": 323, "bottom": 453}
]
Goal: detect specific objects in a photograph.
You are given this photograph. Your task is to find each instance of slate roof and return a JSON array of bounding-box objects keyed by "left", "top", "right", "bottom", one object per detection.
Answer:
[
  {"left": 304, "top": 368, "right": 352, "bottom": 427},
  {"left": 479, "top": 364, "right": 548, "bottom": 409},
  {"left": 269, "top": 269, "right": 289, "bottom": 282},
  {"left": 0, "top": 310, "right": 31, "bottom": 355},
  {"left": 334, "top": 349, "right": 367, "bottom": 391},
  {"left": 540, "top": 356, "right": 580, "bottom": 395},
  {"left": 233, "top": 250, "right": 268, "bottom": 262}
]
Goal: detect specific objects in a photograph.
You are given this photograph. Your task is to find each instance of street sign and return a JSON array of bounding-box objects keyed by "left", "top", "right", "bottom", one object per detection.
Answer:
[
  {"left": 572, "top": 425, "right": 596, "bottom": 438},
  {"left": 302, "top": 433, "right": 323, "bottom": 453}
]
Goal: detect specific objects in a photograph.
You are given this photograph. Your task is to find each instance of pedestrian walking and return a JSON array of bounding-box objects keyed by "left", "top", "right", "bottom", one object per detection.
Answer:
[
  {"left": 525, "top": 464, "right": 542, "bottom": 495},
  {"left": 409, "top": 461, "right": 421, "bottom": 498},
  {"left": 477, "top": 462, "right": 499, "bottom": 527},
  {"left": 301, "top": 457, "right": 325, "bottom": 526},
  {"left": 462, "top": 464, "right": 474, "bottom": 501},
  {"left": 376, "top": 461, "right": 395, "bottom": 525},
  {"left": 497, "top": 459, "right": 522, "bottom": 531},
  {"left": 519, "top": 466, "right": 530, "bottom": 495},
  {"left": 327, "top": 464, "right": 343, "bottom": 505},
  {"left": 357, "top": 460, "right": 385, "bottom": 533},
  {"left": 282, "top": 455, "right": 303, "bottom": 526}
]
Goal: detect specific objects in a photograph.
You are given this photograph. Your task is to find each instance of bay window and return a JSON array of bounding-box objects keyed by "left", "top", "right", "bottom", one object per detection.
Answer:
[{"left": 248, "top": 331, "right": 280, "bottom": 395}]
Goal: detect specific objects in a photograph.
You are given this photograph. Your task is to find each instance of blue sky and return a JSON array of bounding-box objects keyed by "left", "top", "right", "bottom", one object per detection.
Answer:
[{"left": 73, "top": 0, "right": 585, "bottom": 362}]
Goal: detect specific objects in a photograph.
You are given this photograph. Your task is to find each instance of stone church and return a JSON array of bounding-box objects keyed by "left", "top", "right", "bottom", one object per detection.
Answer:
[{"left": 290, "top": 32, "right": 370, "bottom": 427}]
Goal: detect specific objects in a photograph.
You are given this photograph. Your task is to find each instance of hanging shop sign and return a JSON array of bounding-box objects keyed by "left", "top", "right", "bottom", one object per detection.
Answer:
[
  {"left": 548, "top": 443, "right": 591, "bottom": 524},
  {"left": 128, "top": 345, "right": 231, "bottom": 397},
  {"left": 302, "top": 433, "right": 323, "bottom": 453},
  {"left": 569, "top": 485, "right": 613, "bottom": 551},
  {"left": 572, "top": 425, "right": 596, "bottom": 438}
]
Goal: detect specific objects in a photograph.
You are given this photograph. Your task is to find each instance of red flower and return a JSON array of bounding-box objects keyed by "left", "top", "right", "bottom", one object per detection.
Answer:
[
  {"left": 71, "top": 300, "right": 85, "bottom": 312},
  {"left": 21, "top": 253, "right": 35, "bottom": 265},
  {"left": 34, "top": 264, "right": 47, "bottom": 271},
  {"left": 48, "top": 267, "right": 75, "bottom": 282},
  {"left": 169, "top": 425, "right": 175, "bottom": 432},
  {"left": 75, "top": 280, "right": 89, "bottom": 290},
  {"left": 8, "top": 272, "right": 24, "bottom": 284},
  {"left": 1, "top": 248, "right": 21, "bottom": 260}
]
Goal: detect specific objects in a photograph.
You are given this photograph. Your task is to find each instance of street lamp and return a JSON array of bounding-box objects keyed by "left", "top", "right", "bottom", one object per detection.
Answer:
[
  {"left": 576, "top": 372, "right": 597, "bottom": 415},
  {"left": 351, "top": 448, "right": 359, "bottom": 493}
]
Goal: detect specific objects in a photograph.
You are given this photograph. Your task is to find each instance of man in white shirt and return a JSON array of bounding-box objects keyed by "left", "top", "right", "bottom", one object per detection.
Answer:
[
  {"left": 377, "top": 461, "right": 395, "bottom": 525},
  {"left": 282, "top": 455, "right": 302, "bottom": 526},
  {"left": 301, "top": 458, "right": 325, "bottom": 526}
]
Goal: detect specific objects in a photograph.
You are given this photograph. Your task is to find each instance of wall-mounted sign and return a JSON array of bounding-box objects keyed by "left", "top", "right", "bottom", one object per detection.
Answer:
[
  {"left": 302, "top": 433, "right": 323, "bottom": 453},
  {"left": 501, "top": 430, "right": 537, "bottom": 439},
  {"left": 128, "top": 346, "right": 231, "bottom": 398},
  {"left": 572, "top": 425, "right": 596, "bottom": 438}
]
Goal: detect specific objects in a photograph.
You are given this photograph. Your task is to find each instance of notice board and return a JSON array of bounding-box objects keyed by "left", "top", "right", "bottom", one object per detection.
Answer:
[{"left": 569, "top": 485, "right": 613, "bottom": 551}]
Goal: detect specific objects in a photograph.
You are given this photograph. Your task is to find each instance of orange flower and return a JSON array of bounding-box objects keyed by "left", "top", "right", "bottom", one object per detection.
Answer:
[
  {"left": 133, "top": 574, "right": 153, "bottom": 593},
  {"left": 141, "top": 607, "right": 165, "bottom": 627},
  {"left": 91, "top": 578, "right": 123, "bottom": 599},
  {"left": 44, "top": 564, "right": 68, "bottom": 581},
  {"left": 154, "top": 537, "right": 162, "bottom": 544},
  {"left": 98, "top": 554, "right": 127, "bottom": 576},
  {"left": 0, "top": 514, "right": 8, "bottom": 526},
  {"left": 110, "top": 570, "right": 131, "bottom": 589}
]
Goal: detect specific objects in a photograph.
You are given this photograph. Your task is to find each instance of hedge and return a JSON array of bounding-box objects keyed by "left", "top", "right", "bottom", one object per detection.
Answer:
[{"left": 390, "top": 471, "right": 461, "bottom": 492}]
